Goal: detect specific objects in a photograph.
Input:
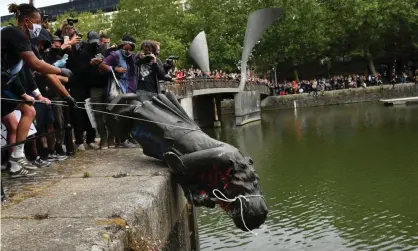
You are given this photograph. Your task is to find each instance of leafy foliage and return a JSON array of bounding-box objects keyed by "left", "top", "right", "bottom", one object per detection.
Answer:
[{"left": 38, "top": 0, "right": 418, "bottom": 74}]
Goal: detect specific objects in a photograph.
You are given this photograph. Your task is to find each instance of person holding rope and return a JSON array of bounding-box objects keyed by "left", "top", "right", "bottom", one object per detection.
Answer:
[
  {"left": 30, "top": 29, "right": 71, "bottom": 163},
  {"left": 1, "top": 3, "right": 74, "bottom": 178}
]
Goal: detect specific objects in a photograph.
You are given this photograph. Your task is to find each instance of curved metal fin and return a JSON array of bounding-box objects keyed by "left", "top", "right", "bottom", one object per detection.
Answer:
[
  {"left": 239, "top": 8, "right": 284, "bottom": 90},
  {"left": 188, "top": 31, "right": 210, "bottom": 73}
]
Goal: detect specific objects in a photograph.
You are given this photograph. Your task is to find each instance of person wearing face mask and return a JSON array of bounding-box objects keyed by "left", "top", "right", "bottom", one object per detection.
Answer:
[
  {"left": 1, "top": 3, "right": 73, "bottom": 178},
  {"left": 99, "top": 35, "right": 138, "bottom": 96},
  {"left": 99, "top": 34, "right": 138, "bottom": 148},
  {"left": 88, "top": 32, "right": 114, "bottom": 149},
  {"left": 98, "top": 33, "right": 111, "bottom": 56},
  {"left": 66, "top": 31, "right": 103, "bottom": 151},
  {"left": 31, "top": 30, "right": 73, "bottom": 161}
]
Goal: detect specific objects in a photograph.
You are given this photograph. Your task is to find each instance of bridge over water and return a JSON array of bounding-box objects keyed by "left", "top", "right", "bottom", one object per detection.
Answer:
[{"left": 164, "top": 79, "right": 269, "bottom": 127}]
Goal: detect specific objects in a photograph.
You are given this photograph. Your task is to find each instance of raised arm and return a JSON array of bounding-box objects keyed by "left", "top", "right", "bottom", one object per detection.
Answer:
[{"left": 20, "top": 51, "right": 62, "bottom": 75}]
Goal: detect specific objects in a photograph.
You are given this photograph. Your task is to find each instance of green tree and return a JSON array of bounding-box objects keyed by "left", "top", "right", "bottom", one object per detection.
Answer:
[
  {"left": 322, "top": 0, "right": 418, "bottom": 75},
  {"left": 251, "top": 0, "right": 331, "bottom": 81},
  {"left": 1, "top": 17, "right": 17, "bottom": 27},
  {"left": 53, "top": 10, "right": 112, "bottom": 38},
  {"left": 110, "top": 0, "right": 187, "bottom": 67}
]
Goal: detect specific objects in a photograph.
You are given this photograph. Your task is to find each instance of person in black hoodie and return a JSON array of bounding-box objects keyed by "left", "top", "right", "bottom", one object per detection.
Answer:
[
  {"left": 66, "top": 31, "right": 102, "bottom": 151},
  {"left": 89, "top": 33, "right": 113, "bottom": 149}
]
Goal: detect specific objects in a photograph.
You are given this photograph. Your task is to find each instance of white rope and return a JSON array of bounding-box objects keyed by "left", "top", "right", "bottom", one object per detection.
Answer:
[
  {"left": 2, "top": 97, "right": 201, "bottom": 132},
  {"left": 1, "top": 97, "right": 132, "bottom": 106},
  {"left": 212, "top": 189, "right": 264, "bottom": 236},
  {"left": 76, "top": 101, "right": 134, "bottom": 106}
]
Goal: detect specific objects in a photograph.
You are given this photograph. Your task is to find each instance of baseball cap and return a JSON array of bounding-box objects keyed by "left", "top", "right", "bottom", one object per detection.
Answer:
[
  {"left": 87, "top": 31, "right": 100, "bottom": 44},
  {"left": 52, "top": 35, "right": 63, "bottom": 42}
]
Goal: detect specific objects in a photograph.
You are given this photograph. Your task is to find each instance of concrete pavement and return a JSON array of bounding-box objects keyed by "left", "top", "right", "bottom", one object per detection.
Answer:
[{"left": 1, "top": 149, "right": 193, "bottom": 251}]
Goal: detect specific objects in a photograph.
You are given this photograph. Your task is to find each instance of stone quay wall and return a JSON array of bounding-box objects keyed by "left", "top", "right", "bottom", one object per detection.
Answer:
[
  {"left": 221, "top": 83, "right": 417, "bottom": 114},
  {"left": 261, "top": 83, "right": 417, "bottom": 110}
]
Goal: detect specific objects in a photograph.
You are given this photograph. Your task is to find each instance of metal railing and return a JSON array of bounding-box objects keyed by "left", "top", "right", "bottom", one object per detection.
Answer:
[{"left": 163, "top": 79, "right": 270, "bottom": 98}]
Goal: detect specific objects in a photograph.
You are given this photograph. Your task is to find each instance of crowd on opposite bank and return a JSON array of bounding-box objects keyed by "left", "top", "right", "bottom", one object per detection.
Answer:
[
  {"left": 269, "top": 70, "right": 418, "bottom": 96},
  {"left": 169, "top": 67, "right": 272, "bottom": 86}
]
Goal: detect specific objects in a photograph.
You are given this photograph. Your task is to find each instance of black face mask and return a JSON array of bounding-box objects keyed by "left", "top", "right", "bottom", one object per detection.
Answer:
[
  {"left": 50, "top": 47, "right": 62, "bottom": 57},
  {"left": 90, "top": 43, "right": 100, "bottom": 53}
]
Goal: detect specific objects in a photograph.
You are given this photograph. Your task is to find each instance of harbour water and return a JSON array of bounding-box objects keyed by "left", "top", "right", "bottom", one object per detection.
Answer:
[{"left": 199, "top": 103, "right": 418, "bottom": 251}]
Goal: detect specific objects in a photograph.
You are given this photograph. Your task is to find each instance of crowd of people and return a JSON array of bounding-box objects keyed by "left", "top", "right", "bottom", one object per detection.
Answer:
[
  {"left": 269, "top": 71, "right": 416, "bottom": 96},
  {"left": 1, "top": 3, "right": 416, "bottom": 183},
  {"left": 0, "top": 3, "right": 180, "bottom": 179},
  {"left": 170, "top": 67, "right": 272, "bottom": 85}
]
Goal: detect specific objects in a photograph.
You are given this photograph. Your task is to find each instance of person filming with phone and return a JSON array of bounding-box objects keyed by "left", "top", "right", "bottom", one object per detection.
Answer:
[
  {"left": 135, "top": 40, "right": 165, "bottom": 102},
  {"left": 66, "top": 31, "right": 103, "bottom": 151}
]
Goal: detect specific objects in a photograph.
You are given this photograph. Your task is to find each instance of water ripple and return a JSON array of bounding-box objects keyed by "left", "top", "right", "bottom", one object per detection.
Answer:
[{"left": 199, "top": 105, "right": 418, "bottom": 250}]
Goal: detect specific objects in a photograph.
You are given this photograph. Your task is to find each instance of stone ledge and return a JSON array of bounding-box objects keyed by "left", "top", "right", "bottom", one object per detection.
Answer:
[{"left": 1, "top": 149, "right": 191, "bottom": 251}]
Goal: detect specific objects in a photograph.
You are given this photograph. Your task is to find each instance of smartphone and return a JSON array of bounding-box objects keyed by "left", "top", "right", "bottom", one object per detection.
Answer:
[
  {"left": 64, "top": 36, "right": 70, "bottom": 44},
  {"left": 42, "top": 14, "right": 49, "bottom": 22}
]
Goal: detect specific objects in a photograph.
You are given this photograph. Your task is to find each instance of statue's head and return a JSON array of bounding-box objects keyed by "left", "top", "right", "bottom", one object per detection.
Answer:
[
  {"left": 188, "top": 151, "right": 268, "bottom": 231},
  {"left": 219, "top": 155, "right": 268, "bottom": 231}
]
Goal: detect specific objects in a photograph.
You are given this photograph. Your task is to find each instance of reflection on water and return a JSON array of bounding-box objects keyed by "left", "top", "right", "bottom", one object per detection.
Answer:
[{"left": 199, "top": 103, "right": 418, "bottom": 251}]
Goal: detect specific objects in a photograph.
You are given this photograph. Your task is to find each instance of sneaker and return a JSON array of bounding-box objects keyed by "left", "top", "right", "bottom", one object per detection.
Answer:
[
  {"left": 9, "top": 156, "right": 38, "bottom": 171},
  {"left": 77, "top": 144, "right": 86, "bottom": 151},
  {"left": 129, "top": 138, "right": 139, "bottom": 146},
  {"left": 54, "top": 152, "right": 68, "bottom": 161},
  {"left": 9, "top": 167, "right": 37, "bottom": 179},
  {"left": 86, "top": 142, "right": 99, "bottom": 150},
  {"left": 99, "top": 141, "right": 108, "bottom": 150},
  {"left": 55, "top": 143, "right": 66, "bottom": 155},
  {"left": 120, "top": 140, "right": 137, "bottom": 148},
  {"left": 47, "top": 153, "right": 68, "bottom": 162},
  {"left": 32, "top": 157, "right": 51, "bottom": 168},
  {"left": 1, "top": 162, "right": 10, "bottom": 171}
]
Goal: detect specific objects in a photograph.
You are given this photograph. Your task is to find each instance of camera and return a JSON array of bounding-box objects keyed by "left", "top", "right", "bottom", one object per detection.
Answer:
[
  {"left": 67, "top": 18, "right": 79, "bottom": 26},
  {"left": 143, "top": 53, "right": 154, "bottom": 61}
]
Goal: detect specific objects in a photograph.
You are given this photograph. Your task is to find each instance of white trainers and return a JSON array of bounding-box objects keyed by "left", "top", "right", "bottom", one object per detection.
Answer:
[
  {"left": 87, "top": 142, "right": 99, "bottom": 150},
  {"left": 120, "top": 140, "right": 137, "bottom": 148},
  {"left": 77, "top": 144, "right": 86, "bottom": 151},
  {"left": 47, "top": 152, "right": 68, "bottom": 162},
  {"left": 9, "top": 167, "right": 37, "bottom": 179},
  {"left": 33, "top": 157, "right": 51, "bottom": 168},
  {"left": 9, "top": 156, "right": 38, "bottom": 170}
]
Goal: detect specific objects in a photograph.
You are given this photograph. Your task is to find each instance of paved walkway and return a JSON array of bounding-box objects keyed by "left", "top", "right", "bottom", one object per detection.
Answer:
[{"left": 1, "top": 149, "right": 189, "bottom": 251}]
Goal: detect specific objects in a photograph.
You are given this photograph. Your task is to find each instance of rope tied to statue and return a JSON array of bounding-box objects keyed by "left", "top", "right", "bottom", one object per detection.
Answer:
[
  {"left": 0, "top": 97, "right": 202, "bottom": 132},
  {"left": 212, "top": 188, "right": 264, "bottom": 236}
]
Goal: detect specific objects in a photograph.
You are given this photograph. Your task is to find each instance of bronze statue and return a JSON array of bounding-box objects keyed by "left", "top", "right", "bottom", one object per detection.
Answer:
[{"left": 108, "top": 92, "right": 268, "bottom": 231}]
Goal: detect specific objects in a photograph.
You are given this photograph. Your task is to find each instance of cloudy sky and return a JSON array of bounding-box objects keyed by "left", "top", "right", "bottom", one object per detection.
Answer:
[{"left": 1, "top": 0, "right": 67, "bottom": 17}]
